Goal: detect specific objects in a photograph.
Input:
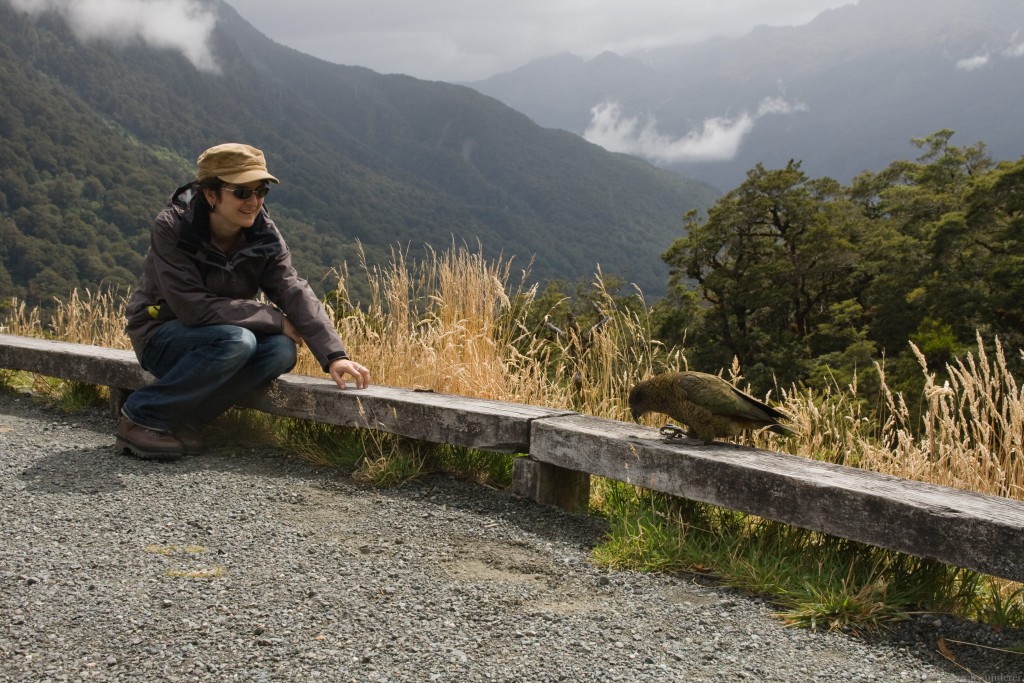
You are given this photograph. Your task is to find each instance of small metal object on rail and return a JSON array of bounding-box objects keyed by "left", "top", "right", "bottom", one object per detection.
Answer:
[{"left": 2, "top": 332, "right": 1023, "bottom": 584}]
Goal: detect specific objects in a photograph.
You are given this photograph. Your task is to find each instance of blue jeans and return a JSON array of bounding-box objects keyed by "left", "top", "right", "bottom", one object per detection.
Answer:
[{"left": 122, "top": 321, "right": 297, "bottom": 433}]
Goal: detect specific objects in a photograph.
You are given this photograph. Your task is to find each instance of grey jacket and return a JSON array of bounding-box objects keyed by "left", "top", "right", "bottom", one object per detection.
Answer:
[{"left": 125, "top": 184, "right": 348, "bottom": 372}]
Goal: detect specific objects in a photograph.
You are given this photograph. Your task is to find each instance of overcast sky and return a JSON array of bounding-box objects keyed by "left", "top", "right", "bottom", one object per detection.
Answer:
[{"left": 235, "top": 0, "right": 860, "bottom": 82}]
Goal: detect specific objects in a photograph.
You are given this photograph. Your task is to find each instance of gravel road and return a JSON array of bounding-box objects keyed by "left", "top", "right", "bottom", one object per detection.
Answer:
[{"left": 0, "top": 391, "right": 1020, "bottom": 682}]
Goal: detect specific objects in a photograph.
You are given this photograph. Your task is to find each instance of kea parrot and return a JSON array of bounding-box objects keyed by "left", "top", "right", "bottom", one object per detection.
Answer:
[{"left": 628, "top": 371, "right": 793, "bottom": 443}]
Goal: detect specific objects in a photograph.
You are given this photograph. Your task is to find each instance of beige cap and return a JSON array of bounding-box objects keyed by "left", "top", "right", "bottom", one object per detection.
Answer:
[{"left": 196, "top": 143, "right": 279, "bottom": 184}]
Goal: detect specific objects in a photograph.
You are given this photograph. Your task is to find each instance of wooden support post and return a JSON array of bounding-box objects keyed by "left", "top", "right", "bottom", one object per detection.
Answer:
[
  {"left": 107, "top": 387, "right": 131, "bottom": 418},
  {"left": 512, "top": 456, "right": 590, "bottom": 514}
]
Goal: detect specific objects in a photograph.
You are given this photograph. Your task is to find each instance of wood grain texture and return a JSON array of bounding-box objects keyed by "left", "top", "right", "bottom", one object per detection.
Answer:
[
  {"left": 247, "top": 374, "right": 572, "bottom": 452},
  {"left": 0, "top": 334, "right": 569, "bottom": 453},
  {"left": 530, "top": 413, "right": 1024, "bottom": 582},
  {"left": 3, "top": 333, "right": 1023, "bottom": 581},
  {"left": 0, "top": 334, "right": 152, "bottom": 388}
]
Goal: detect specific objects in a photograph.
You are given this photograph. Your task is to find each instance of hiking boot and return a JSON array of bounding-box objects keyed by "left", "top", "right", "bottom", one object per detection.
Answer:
[
  {"left": 174, "top": 425, "right": 207, "bottom": 455},
  {"left": 116, "top": 415, "right": 185, "bottom": 462}
]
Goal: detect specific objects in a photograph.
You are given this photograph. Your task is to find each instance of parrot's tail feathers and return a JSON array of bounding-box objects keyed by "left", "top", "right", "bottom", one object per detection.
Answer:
[{"left": 767, "top": 423, "right": 797, "bottom": 437}]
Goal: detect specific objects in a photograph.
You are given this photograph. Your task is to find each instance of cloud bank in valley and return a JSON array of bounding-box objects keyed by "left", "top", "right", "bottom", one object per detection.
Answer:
[
  {"left": 10, "top": 0, "right": 219, "bottom": 72},
  {"left": 583, "top": 97, "right": 808, "bottom": 164},
  {"left": 955, "top": 29, "right": 1024, "bottom": 71}
]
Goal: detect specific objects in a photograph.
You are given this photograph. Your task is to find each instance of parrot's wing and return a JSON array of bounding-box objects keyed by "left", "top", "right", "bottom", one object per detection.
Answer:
[
  {"left": 727, "top": 385, "right": 789, "bottom": 422},
  {"left": 676, "top": 372, "right": 783, "bottom": 423},
  {"left": 673, "top": 373, "right": 747, "bottom": 416}
]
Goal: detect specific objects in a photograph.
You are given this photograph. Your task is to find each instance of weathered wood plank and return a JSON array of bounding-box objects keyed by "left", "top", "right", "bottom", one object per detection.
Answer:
[
  {"left": 249, "top": 374, "right": 572, "bottom": 452},
  {"left": 530, "top": 413, "right": 1024, "bottom": 583},
  {"left": 5, "top": 333, "right": 1024, "bottom": 580},
  {"left": 0, "top": 334, "right": 153, "bottom": 388},
  {"left": 0, "top": 334, "right": 570, "bottom": 453}
]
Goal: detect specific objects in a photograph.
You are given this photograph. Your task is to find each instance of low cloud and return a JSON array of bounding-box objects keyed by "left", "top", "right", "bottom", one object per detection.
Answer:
[
  {"left": 1004, "top": 31, "right": 1024, "bottom": 58},
  {"left": 10, "top": 0, "right": 219, "bottom": 72},
  {"left": 956, "top": 53, "right": 990, "bottom": 71},
  {"left": 956, "top": 30, "right": 1024, "bottom": 70},
  {"left": 583, "top": 96, "right": 807, "bottom": 163}
]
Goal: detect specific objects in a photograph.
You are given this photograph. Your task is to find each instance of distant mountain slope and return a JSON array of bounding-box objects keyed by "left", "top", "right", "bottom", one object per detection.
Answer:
[
  {"left": 0, "top": 0, "right": 718, "bottom": 308},
  {"left": 467, "top": 0, "right": 1024, "bottom": 190}
]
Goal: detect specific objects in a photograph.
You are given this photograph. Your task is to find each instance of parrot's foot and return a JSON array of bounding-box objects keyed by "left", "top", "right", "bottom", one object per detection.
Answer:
[
  {"left": 659, "top": 424, "right": 688, "bottom": 442},
  {"left": 659, "top": 424, "right": 716, "bottom": 444}
]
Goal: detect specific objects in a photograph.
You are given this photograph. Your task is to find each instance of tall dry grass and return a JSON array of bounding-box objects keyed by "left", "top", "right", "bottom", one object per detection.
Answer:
[
  {"left": 751, "top": 335, "right": 1024, "bottom": 501},
  {"left": 313, "top": 243, "right": 560, "bottom": 405},
  {"left": 865, "top": 336, "right": 1024, "bottom": 499},
  {"left": 3, "top": 289, "right": 131, "bottom": 349},
  {"left": 2, "top": 244, "right": 1021, "bottom": 502},
  {"left": 296, "top": 244, "right": 679, "bottom": 417},
  {"left": 2, "top": 298, "right": 43, "bottom": 339}
]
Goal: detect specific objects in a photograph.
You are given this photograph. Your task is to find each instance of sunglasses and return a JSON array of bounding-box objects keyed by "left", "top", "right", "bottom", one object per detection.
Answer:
[{"left": 224, "top": 185, "right": 270, "bottom": 200}]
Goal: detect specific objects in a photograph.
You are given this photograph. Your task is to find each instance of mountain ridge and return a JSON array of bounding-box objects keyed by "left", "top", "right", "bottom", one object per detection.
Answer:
[
  {"left": 0, "top": 0, "right": 718, "bottom": 308},
  {"left": 466, "top": 0, "right": 1024, "bottom": 189}
]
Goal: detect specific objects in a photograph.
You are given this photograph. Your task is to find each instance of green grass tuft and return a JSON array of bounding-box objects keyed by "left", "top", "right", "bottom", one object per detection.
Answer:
[
  {"left": 435, "top": 446, "right": 516, "bottom": 488},
  {"left": 274, "top": 417, "right": 366, "bottom": 470},
  {"left": 590, "top": 480, "right": 1021, "bottom": 633}
]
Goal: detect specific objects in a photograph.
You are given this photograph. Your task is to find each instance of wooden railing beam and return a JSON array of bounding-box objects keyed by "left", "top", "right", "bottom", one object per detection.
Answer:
[
  {"left": 529, "top": 413, "right": 1024, "bottom": 583},
  {"left": 3, "top": 333, "right": 1024, "bottom": 582}
]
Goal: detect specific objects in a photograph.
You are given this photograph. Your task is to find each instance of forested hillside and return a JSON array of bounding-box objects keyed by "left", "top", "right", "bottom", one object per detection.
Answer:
[{"left": 0, "top": 0, "right": 718, "bottom": 311}]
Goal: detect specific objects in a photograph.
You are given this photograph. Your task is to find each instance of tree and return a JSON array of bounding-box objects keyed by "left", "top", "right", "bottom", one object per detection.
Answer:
[
  {"left": 945, "top": 156, "right": 1024, "bottom": 354},
  {"left": 660, "top": 161, "right": 864, "bottom": 391},
  {"left": 851, "top": 130, "right": 995, "bottom": 369}
]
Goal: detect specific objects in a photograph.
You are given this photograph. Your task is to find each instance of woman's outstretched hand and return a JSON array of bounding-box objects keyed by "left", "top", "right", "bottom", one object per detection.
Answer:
[{"left": 329, "top": 358, "right": 371, "bottom": 390}]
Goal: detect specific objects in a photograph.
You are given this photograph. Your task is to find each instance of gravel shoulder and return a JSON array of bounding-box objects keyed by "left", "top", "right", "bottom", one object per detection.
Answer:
[{"left": 0, "top": 391, "right": 1020, "bottom": 682}]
